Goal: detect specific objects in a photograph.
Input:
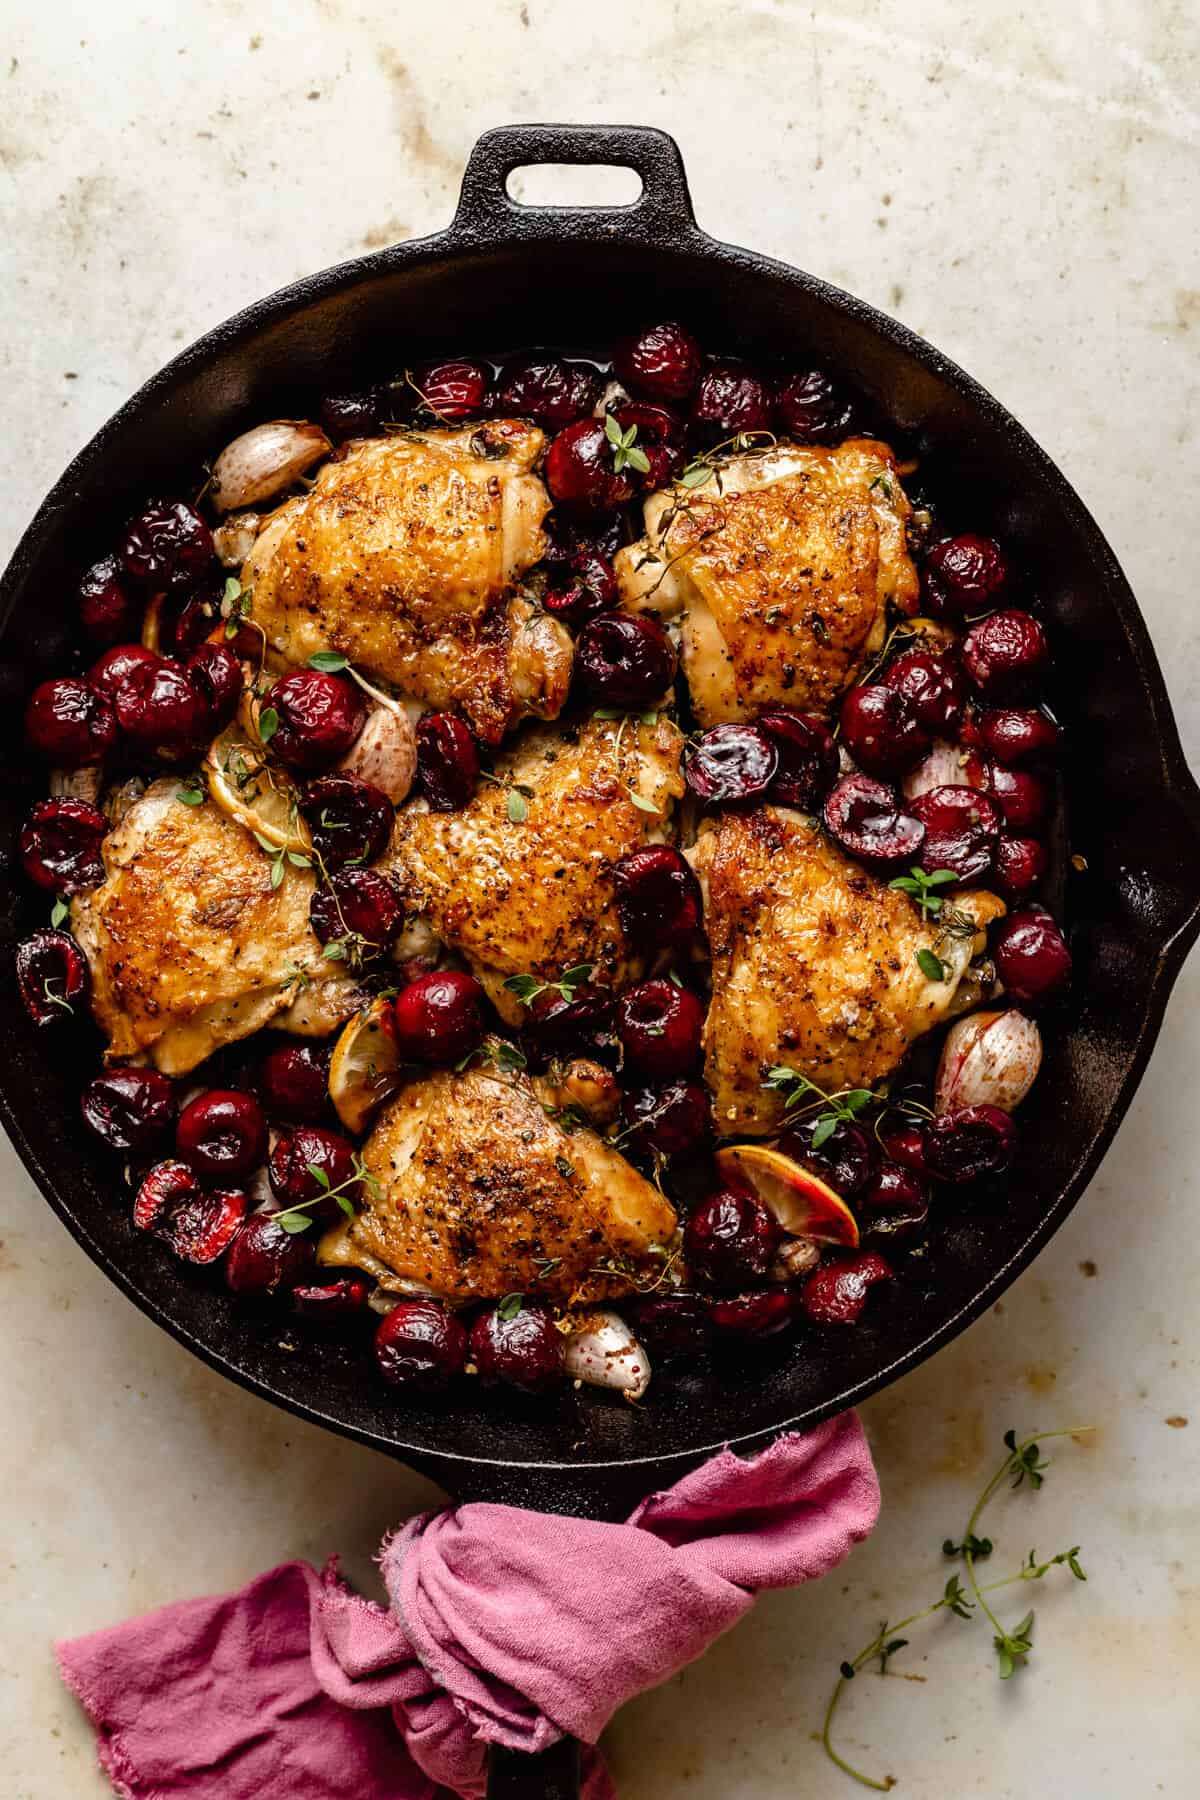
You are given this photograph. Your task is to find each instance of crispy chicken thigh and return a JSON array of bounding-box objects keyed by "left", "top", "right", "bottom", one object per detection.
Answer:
[
  {"left": 690, "top": 808, "right": 1005, "bottom": 1135},
  {"left": 384, "top": 714, "right": 685, "bottom": 1024},
  {"left": 615, "top": 439, "right": 918, "bottom": 726},
  {"left": 319, "top": 1065, "right": 678, "bottom": 1306},
  {"left": 71, "top": 780, "right": 364, "bottom": 1075},
  {"left": 241, "top": 422, "right": 565, "bottom": 745}
]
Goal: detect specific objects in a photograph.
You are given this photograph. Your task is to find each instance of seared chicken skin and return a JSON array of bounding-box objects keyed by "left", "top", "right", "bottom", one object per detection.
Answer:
[
  {"left": 690, "top": 808, "right": 1005, "bottom": 1135},
  {"left": 241, "top": 422, "right": 566, "bottom": 745},
  {"left": 71, "top": 780, "right": 364, "bottom": 1075},
  {"left": 319, "top": 1064, "right": 678, "bottom": 1306},
  {"left": 615, "top": 439, "right": 918, "bottom": 726},
  {"left": 385, "top": 713, "right": 686, "bottom": 1025}
]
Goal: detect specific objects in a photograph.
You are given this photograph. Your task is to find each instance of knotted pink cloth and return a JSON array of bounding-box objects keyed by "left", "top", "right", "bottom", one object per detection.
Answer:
[{"left": 57, "top": 1414, "right": 878, "bottom": 1799}]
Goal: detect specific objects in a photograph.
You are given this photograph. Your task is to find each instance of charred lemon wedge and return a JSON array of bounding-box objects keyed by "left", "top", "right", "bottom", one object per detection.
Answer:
[
  {"left": 204, "top": 723, "right": 311, "bottom": 854},
  {"left": 328, "top": 996, "right": 407, "bottom": 1134},
  {"left": 714, "top": 1143, "right": 860, "bottom": 1247}
]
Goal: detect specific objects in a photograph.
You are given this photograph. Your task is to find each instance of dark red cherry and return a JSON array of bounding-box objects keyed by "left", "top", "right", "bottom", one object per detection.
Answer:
[
  {"left": 962, "top": 609, "right": 1048, "bottom": 695},
  {"left": 923, "top": 1105, "right": 1017, "bottom": 1182},
  {"left": 119, "top": 499, "right": 213, "bottom": 592},
  {"left": 620, "top": 1079, "right": 710, "bottom": 1157},
  {"left": 225, "top": 1212, "right": 316, "bottom": 1296},
  {"left": 977, "top": 707, "right": 1061, "bottom": 764},
  {"left": 415, "top": 713, "right": 480, "bottom": 811},
  {"left": 25, "top": 678, "right": 117, "bottom": 764},
  {"left": 87, "top": 642, "right": 159, "bottom": 701},
  {"left": 319, "top": 389, "right": 382, "bottom": 443},
  {"left": 613, "top": 322, "right": 702, "bottom": 403},
  {"left": 822, "top": 773, "right": 925, "bottom": 863},
  {"left": 545, "top": 418, "right": 634, "bottom": 512},
  {"left": 686, "top": 723, "right": 778, "bottom": 804},
  {"left": 640, "top": 443, "right": 684, "bottom": 490},
  {"left": 992, "top": 908, "right": 1071, "bottom": 1000},
  {"left": 258, "top": 1041, "right": 334, "bottom": 1124},
  {"left": 185, "top": 643, "right": 243, "bottom": 731},
  {"left": 608, "top": 400, "right": 683, "bottom": 446},
  {"left": 613, "top": 844, "right": 703, "bottom": 953},
  {"left": 114, "top": 658, "right": 212, "bottom": 758},
  {"left": 523, "top": 989, "right": 618, "bottom": 1068},
  {"left": 540, "top": 510, "right": 626, "bottom": 570},
  {"left": 773, "top": 368, "right": 854, "bottom": 443},
  {"left": 689, "top": 360, "right": 772, "bottom": 442},
  {"left": 176, "top": 1089, "right": 268, "bottom": 1183},
  {"left": 879, "top": 1122, "right": 931, "bottom": 1177},
  {"left": 542, "top": 548, "right": 619, "bottom": 627},
  {"left": 308, "top": 868, "right": 404, "bottom": 958},
  {"left": 134, "top": 1160, "right": 247, "bottom": 1264},
  {"left": 910, "top": 784, "right": 1002, "bottom": 882},
  {"left": 469, "top": 1300, "right": 563, "bottom": 1393},
  {"left": 992, "top": 835, "right": 1048, "bottom": 900},
  {"left": 575, "top": 613, "right": 677, "bottom": 709},
  {"left": 497, "top": 356, "right": 598, "bottom": 428},
  {"left": 882, "top": 649, "right": 966, "bottom": 735},
  {"left": 292, "top": 1277, "right": 371, "bottom": 1323},
  {"left": 81, "top": 1067, "right": 175, "bottom": 1152},
  {"left": 19, "top": 798, "right": 106, "bottom": 893},
  {"left": 708, "top": 1288, "right": 803, "bottom": 1339},
  {"left": 778, "top": 1120, "right": 875, "bottom": 1198},
  {"left": 79, "top": 554, "right": 143, "bottom": 645},
  {"left": 268, "top": 1124, "right": 360, "bottom": 1215},
  {"left": 924, "top": 534, "right": 1009, "bottom": 614},
  {"left": 375, "top": 1300, "right": 468, "bottom": 1387},
  {"left": 263, "top": 670, "right": 367, "bottom": 774},
  {"left": 617, "top": 978, "right": 705, "bottom": 1081},
  {"left": 857, "top": 1165, "right": 929, "bottom": 1244},
  {"left": 415, "top": 358, "right": 492, "bottom": 421},
  {"left": 801, "top": 1251, "right": 893, "bottom": 1324},
  {"left": 156, "top": 581, "right": 223, "bottom": 658},
  {"left": 984, "top": 763, "right": 1050, "bottom": 834},
  {"left": 759, "top": 709, "right": 838, "bottom": 810},
  {"left": 840, "top": 684, "right": 929, "bottom": 778},
  {"left": 16, "top": 929, "right": 89, "bottom": 1027},
  {"left": 390, "top": 970, "right": 485, "bottom": 1066},
  {"left": 301, "top": 773, "right": 393, "bottom": 870},
  {"left": 628, "top": 1292, "right": 713, "bottom": 1358},
  {"left": 684, "top": 1187, "right": 780, "bottom": 1289}
]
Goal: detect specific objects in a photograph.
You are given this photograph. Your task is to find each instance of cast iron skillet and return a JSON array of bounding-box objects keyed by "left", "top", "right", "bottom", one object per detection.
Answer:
[{"left": 2, "top": 125, "right": 1199, "bottom": 1796}]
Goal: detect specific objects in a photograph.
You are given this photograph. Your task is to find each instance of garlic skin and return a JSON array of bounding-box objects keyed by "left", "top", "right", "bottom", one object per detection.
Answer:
[
  {"left": 210, "top": 421, "right": 331, "bottom": 514},
  {"left": 50, "top": 765, "right": 102, "bottom": 806},
  {"left": 562, "top": 1310, "right": 651, "bottom": 1400},
  {"left": 903, "top": 738, "right": 986, "bottom": 802},
  {"left": 770, "top": 1238, "right": 821, "bottom": 1283},
  {"left": 337, "top": 701, "right": 417, "bottom": 804},
  {"left": 935, "top": 1008, "right": 1043, "bottom": 1114}
]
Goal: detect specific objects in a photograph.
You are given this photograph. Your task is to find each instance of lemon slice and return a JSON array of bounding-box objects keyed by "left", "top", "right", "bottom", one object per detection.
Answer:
[
  {"left": 715, "top": 1143, "right": 859, "bottom": 1247},
  {"left": 328, "top": 997, "right": 406, "bottom": 1134},
  {"left": 204, "top": 724, "right": 311, "bottom": 853}
]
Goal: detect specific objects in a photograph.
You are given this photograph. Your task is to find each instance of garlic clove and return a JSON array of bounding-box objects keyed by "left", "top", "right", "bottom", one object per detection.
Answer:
[
  {"left": 562, "top": 1309, "right": 651, "bottom": 1400},
  {"left": 210, "top": 421, "right": 331, "bottom": 514},
  {"left": 212, "top": 511, "right": 262, "bottom": 567},
  {"left": 903, "top": 738, "right": 987, "bottom": 802},
  {"left": 337, "top": 702, "right": 417, "bottom": 804},
  {"left": 934, "top": 1008, "right": 1043, "bottom": 1115}
]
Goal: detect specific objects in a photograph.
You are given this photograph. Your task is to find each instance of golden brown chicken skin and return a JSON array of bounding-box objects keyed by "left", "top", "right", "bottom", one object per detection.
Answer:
[
  {"left": 384, "top": 713, "right": 685, "bottom": 1025},
  {"left": 320, "top": 1065, "right": 678, "bottom": 1306},
  {"left": 615, "top": 438, "right": 918, "bottom": 726},
  {"left": 240, "top": 421, "right": 566, "bottom": 745},
  {"left": 690, "top": 808, "right": 1005, "bottom": 1135}
]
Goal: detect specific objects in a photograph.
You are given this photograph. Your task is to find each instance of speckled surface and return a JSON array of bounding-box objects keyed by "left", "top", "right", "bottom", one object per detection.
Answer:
[{"left": 1, "top": 3, "right": 1198, "bottom": 1796}]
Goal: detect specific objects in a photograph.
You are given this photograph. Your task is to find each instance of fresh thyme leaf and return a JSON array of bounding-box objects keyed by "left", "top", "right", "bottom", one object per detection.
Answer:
[
  {"left": 258, "top": 706, "right": 279, "bottom": 744},
  {"left": 603, "top": 412, "right": 623, "bottom": 448},
  {"left": 554, "top": 1155, "right": 576, "bottom": 1181},
  {"left": 627, "top": 790, "right": 659, "bottom": 814},
  {"left": 270, "top": 859, "right": 285, "bottom": 889},
  {"left": 679, "top": 462, "right": 713, "bottom": 488},
  {"left": 276, "top": 1211, "right": 313, "bottom": 1234},
  {"left": 456, "top": 1033, "right": 527, "bottom": 1076},
  {"left": 625, "top": 442, "right": 650, "bottom": 474},
  {"left": 50, "top": 897, "right": 68, "bottom": 928},
  {"left": 868, "top": 473, "right": 894, "bottom": 499},
  {"left": 944, "top": 1534, "right": 993, "bottom": 1560},
  {"left": 176, "top": 772, "right": 206, "bottom": 808},
  {"left": 335, "top": 1192, "right": 356, "bottom": 1219},
  {"left": 502, "top": 963, "right": 593, "bottom": 1009},
  {"left": 507, "top": 788, "right": 529, "bottom": 823},
  {"left": 916, "top": 947, "right": 947, "bottom": 982},
  {"left": 811, "top": 1114, "right": 838, "bottom": 1150},
  {"left": 221, "top": 576, "right": 243, "bottom": 612},
  {"left": 307, "top": 1163, "right": 332, "bottom": 1190},
  {"left": 308, "top": 651, "right": 350, "bottom": 672},
  {"left": 593, "top": 706, "right": 624, "bottom": 720},
  {"left": 888, "top": 866, "right": 958, "bottom": 920},
  {"left": 498, "top": 1292, "right": 523, "bottom": 1322},
  {"left": 502, "top": 973, "right": 543, "bottom": 1004}
]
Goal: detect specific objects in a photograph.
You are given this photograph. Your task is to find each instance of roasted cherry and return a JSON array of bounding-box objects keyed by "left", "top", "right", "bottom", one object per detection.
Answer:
[
  {"left": 977, "top": 707, "right": 1061, "bottom": 764},
  {"left": 114, "top": 657, "right": 212, "bottom": 759},
  {"left": 309, "top": 868, "right": 403, "bottom": 956},
  {"left": 185, "top": 642, "right": 243, "bottom": 731},
  {"left": 176, "top": 1089, "right": 268, "bottom": 1183},
  {"left": 319, "top": 389, "right": 382, "bottom": 443},
  {"left": 910, "top": 784, "right": 1002, "bottom": 882},
  {"left": 497, "top": 356, "right": 598, "bottom": 428},
  {"left": 16, "top": 929, "right": 89, "bottom": 1027},
  {"left": 268, "top": 1124, "right": 360, "bottom": 1215},
  {"left": 545, "top": 419, "right": 634, "bottom": 512},
  {"left": 684, "top": 1188, "right": 780, "bottom": 1288},
  {"left": 574, "top": 613, "right": 677, "bottom": 709},
  {"left": 613, "top": 844, "right": 703, "bottom": 954},
  {"left": 120, "top": 499, "right": 213, "bottom": 592},
  {"left": 523, "top": 989, "right": 618, "bottom": 1067},
  {"left": 79, "top": 553, "right": 143, "bottom": 645},
  {"left": 773, "top": 368, "right": 854, "bottom": 443},
  {"left": 81, "top": 1067, "right": 175, "bottom": 1152},
  {"left": 617, "top": 979, "right": 705, "bottom": 1081},
  {"left": 264, "top": 670, "right": 366, "bottom": 774},
  {"left": 225, "top": 1212, "right": 316, "bottom": 1296},
  {"left": 878, "top": 1122, "right": 930, "bottom": 1176},
  {"left": 469, "top": 1300, "right": 563, "bottom": 1393},
  {"left": 882, "top": 648, "right": 966, "bottom": 735},
  {"left": 708, "top": 1288, "right": 802, "bottom": 1339},
  {"left": 992, "top": 908, "right": 1071, "bottom": 1000},
  {"left": 258, "top": 1041, "right": 333, "bottom": 1124},
  {"left": 540, "top": 510, "right": 626, "bottom": 570},
  {"left": 542, "top": 549, "right": 619, "bottom": 627},
  {"left": 134, "top": 1160, "right": 247, "bottom": 1264},
  {"left": 87, "top": 642, "right": 159, "bottom": 701},
  {"left": 415, "top": 358, "right": 492, "bottom": 420},
  {"left": 992, "top": 835, "right": 1048, "bottom": 900},
  {"left": 840, "top": 684, "right": 930, "bottom": 778},
  {"left": 620, "top": 1079, "right": 710, "bottom": 1157},
  {"left": 375, "top": 1300, "right": 468, "bottom": 1387},
  {"left": 962, "top": 609, "right": 1048, "bottom": 695},
  {"left": 779, "top": 1120, "right": 875, "bottom": 1198},
  {"left": 856, "top": 1165, "right": 929, "bottom": 1244},
  {"left": 292, "top": 1277, "right": 371, "bottom": 1323},
  {"left": 758, "top": 709, "right": 838, "bottom": 810},
  {"left": 301, "top": 773, "right": 393, "bottom": 870},
  {"left": 686, "top": 723, "right": 778, "bottom": 804},
  {"left": 156, "top": 583, "right": 222, "bottom": 658},
  {"left": 415, "top": 713, "right": 480, "bottom": 811},
  {"left": 923, "top": 1104, "right": 1017, "bottom": 1182},
  {"left": 390, "top": 970, "right": 485, "bottom": 1066},
  {"left": 689, "top": 359, "right": 772, "bottom": 442},
  {"left": 25, "top": 677, "right": 117, "bottom": 764},
  {"left": 985, "top": 763, "right": 1049, "bottom": 834},
  {"left": 801, "top": 1251, "right": 893, "bottom": 1324},
  {"left": 628, "top": 1292, "right": 713, "bottom": 1359},
  {"left": 924, "top": 534, "right": 1009, "bottom": 614},
  {"left": 19, "top": 798, "right": 106, "bottom": 893},
  {"left": 613, "top": 322, "right": 702, "bottom": 403},
  {"left": 823, "top": 773, "right": 925, "bottom": 863}
]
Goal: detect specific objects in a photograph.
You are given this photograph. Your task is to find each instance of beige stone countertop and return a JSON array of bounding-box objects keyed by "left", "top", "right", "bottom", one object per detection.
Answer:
[{"left": 1, "top": 2, "right": 1197, "bottom": 1794}]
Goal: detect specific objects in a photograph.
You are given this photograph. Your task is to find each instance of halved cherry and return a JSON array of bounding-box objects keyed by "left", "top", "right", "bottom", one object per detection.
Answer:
[
  {"left": 133, "top": 1160, "right": 247, "bottom": 1264},
  {"left": 714, "top": 1143, "right": 860, "bottom": 1247}
]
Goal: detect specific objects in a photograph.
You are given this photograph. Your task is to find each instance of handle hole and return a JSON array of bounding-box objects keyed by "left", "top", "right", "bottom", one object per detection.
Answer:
[{"left": 504, "top": 163, "right": 645, "bottom": 209}]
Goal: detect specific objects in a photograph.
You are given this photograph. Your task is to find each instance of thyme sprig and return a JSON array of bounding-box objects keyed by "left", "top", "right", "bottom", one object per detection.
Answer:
[
  {"left": 604, "top": 411, "right": 650, "bottom": 475},
  {"left": 888, "top": 866, "right": 958, "bottom": 920},
  {"left": 762, "top": 1066, "right": 875, "bottom": 1149},
  {"left": 275, "top": 1152, "right": 381, "bottom": 1234},
  {"left": 503, "top": 963, "right": 595, "bottom": 1009}
]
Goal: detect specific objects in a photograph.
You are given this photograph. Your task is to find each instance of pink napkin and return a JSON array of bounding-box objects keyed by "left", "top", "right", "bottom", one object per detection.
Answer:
[{"left": 57, "top": 1413, "right": 878, "bottom": 1799}]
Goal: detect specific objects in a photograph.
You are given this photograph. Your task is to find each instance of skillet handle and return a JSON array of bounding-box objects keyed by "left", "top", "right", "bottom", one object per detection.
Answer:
[
  {"left": 487, "top": 1738, "right": 581, "bottom": 1800},
  {"left": 450, "top": 123, "right": 698, "bottom": 242}
]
